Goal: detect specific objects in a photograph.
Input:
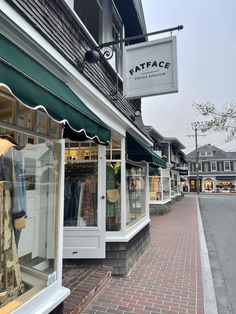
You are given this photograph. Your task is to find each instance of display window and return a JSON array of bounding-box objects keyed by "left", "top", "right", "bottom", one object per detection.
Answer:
[
  {"left": 0, "top": 92, "right": 62, "bottom": 311},
  {"left": 171, "top": 178, "right": 175, "bottom": 196},
  {"left": 203, "top": 178, "right": 213, "bottom": 191},
  {"left": 163, "top": 177, "right": 170, "bottom": 200},
  {"left": 149, "top": 176, "right": 161, "bottom": 201},
  {"left": 64, "top": 142, "right": 98, "bottom": 227},
  {"left": 126, "top": 163, "right": 146, "bottom": 227},
  {"left": 149, "top": 176, "right": 171, "bottom": 201},
  {"left": 106, "top": 139, "right": 121, "bottom": 231},
  {"left": 171, "top": 173, "right": 179, "bottom": 195},
  {"left": 216, "top": 180, "right": 234, "bottom": 191}
]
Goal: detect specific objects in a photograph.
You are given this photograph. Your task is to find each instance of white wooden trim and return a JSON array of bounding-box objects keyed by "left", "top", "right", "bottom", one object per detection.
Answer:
[
  {"left": 12, "top": 282, "right": 70, "bottom": 314},
  {"left": 0, "top": 3, "right": 153, "bottom": 145},
  {"left": 106, "top": 216, "right": 150, "bottom": 242},
  {"left": 56, "top": 139, "right": 65, "bottom": 284},
  {"left": 120, "top": 137, "right": 126, "bottom": 233}
]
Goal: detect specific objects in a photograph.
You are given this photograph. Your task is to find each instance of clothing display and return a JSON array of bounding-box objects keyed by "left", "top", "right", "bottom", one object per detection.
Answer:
[
  {"left": 64, "top": 164, "right": 96, "bottom": 226},
  {"left": 127, "top": 166, "right": 144, "bottom": 219},
  {"left": 0, "top": 137, "right": 27, "bottom": 247},
  {"left": 106, "top": 165, "right": 117, "bottom": 218},
  {"left": 0, "top": 181, "right": 25, "bottom": 306},
  {"left": 80, "top": 181, "right": 93, "bottom": 219}
]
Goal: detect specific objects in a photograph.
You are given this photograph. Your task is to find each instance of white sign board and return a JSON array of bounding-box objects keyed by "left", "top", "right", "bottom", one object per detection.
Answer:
[{"left": 123, "top": 36, "right": 178, "bottom": 99}]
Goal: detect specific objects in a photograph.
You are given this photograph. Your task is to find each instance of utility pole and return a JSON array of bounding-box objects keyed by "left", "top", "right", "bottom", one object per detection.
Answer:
[
  {"left": 194, "top": 126, "right": 200, "bottom": 194},
  {"left": 187, "top": 124, "right": 205, "bottom": 194}
]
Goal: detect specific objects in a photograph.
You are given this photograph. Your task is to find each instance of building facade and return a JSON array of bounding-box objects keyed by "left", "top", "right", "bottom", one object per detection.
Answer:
[
  {"left": 0, "top": 1, "right": 167, "bottom": 312},
  {"left": 146, "top": 126, "right": 187, "bottom": 214},
  {"left": 187, "top": 144, "right": 236, "bottom": 193}
]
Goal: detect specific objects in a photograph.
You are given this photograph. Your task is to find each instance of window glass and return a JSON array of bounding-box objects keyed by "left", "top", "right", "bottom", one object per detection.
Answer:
[
  {"left": 203, "top": 179, "right": 213, "bottom": 191},
  {"left": 0, "top": 93, "right": 15, "bottom": 124},
  {"left": 0, "top": 127, "right": 61, "bottom": 309},
  {"left": 163, "top": 177, "right": 170, "bottom": 200},
  {"left": 17, "top": 104, "right": 33, "bottom": 130},
  {"left": 106, "top": 139, "right": 121, "bottom": 231},
  {"left": 211, "top": 161, "right": 216, "bottom": 171},
  {"left": 64, "top": 142, "right": 98, "bottom": 227},
  {"left": 171, "top": 178, "right": 175, "bottom": 196},
  {"left": 36, "top": 110, "right": 48, "bottom": 135},
  {"left": 217, "top": 180, "right": 234, "bottom": 191},
  {"left": 198, "top": 162, "right": 202, "bottom": 171},
  {"left": 111, "top": 7, "right": 123, "bottom": 74},
  {"left": 149, "top": 176, "right": 161, "bottom": 201},
  {"left": 49, "top": 119, "right": 61, "bottom": 139},
  {"left": 74, "top": 0, "right": 103, "bottom": 43},
  {"left": 171, "top": 173, "right": 178, "bottom": 195},
  {"left": 224, "top": 161, "right": 230, "bottom": 171},
  {"left": 126, "top": 163, "right": 146, "bottom": 227},
  {"left": 106, "top": 162, "right": 121, "bottom": 231}
]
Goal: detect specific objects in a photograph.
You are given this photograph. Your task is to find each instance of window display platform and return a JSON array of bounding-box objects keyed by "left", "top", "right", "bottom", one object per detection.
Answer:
[{"left": 62, "top": 264, "right": 111, "bottom": 313}]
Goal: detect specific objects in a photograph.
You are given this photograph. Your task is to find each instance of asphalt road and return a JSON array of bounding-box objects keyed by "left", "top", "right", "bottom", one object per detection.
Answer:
[{"left": 199, "top": 194, "right": 236, "bottom": 314}]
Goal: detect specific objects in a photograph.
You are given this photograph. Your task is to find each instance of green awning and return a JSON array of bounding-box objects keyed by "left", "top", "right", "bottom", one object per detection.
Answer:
[
  {"left": 126, "top": 133, "right": 166, "bottom": 168},
  {"left": 0, "top": 33, "right": 110, "bottom": 144}
]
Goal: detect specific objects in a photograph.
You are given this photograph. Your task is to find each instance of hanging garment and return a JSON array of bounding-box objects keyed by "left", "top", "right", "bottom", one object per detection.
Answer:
[
  {"left": 0, "top": 181, "right": 25, "bottom": 306},
  {"left": 77, "top": 182, "right": 85, "bottom": 226},
  {"left": 0, "top": 138, "right": 27, "bottom": 247},
  {"left": 64, "top": 180, "right": 72, "bottom": 220},
  {"left": 106, "top": 165, "right": 117, "bottom": 218},
  {"left": 80, "top": 181, "right": 94, "bottom": 219}
]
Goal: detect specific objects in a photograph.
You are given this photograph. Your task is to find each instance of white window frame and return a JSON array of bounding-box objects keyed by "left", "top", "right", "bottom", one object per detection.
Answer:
[
  {"left": 198, "top": 162, "right": 202, "bottom": 172},
  {"left": 224, "top": 161, "right": 231, "bottom": 171},
  {"left": 65, "top": 0, "right": 124, "bottom": 74},
  {"left": 211, "top": 161, "right": 217, "bottom": 172}
]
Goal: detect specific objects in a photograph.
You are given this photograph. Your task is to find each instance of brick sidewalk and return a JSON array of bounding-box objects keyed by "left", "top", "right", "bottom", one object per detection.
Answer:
[{"left": 82, "top": 194, "right": 204, "bottom": 314}]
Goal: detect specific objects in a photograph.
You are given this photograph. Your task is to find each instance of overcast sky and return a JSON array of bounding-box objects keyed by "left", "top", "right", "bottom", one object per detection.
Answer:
[{"left": 141, "top": 0, "right": 236, "bottom": 153}]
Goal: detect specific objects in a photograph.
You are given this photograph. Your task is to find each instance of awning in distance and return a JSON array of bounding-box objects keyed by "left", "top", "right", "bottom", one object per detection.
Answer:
[
  {"left": 0, "top": 33, "right": 110, "bottom": 145},
  {"left": 126, "top": 133, "right": 166, "bottom": 168}
]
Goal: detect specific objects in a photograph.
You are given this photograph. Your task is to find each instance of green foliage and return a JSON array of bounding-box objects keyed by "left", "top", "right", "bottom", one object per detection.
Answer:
[{"left": 193, "top": 101, "right": 236, "bottom": 141}]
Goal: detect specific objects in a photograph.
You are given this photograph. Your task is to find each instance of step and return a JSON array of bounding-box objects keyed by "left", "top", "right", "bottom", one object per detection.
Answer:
[{"left": 62, "top": 265, "right": 111, "bottom": 314}]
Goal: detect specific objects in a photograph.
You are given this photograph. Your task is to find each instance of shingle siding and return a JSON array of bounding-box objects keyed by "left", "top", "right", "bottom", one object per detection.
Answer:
[{"left": 6, "top": 0, "right": 151, "bottom": 140}]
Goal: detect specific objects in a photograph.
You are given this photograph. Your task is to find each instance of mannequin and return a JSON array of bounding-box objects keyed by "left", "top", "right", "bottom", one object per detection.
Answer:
[{"left": 0, "top": 135, "right": 27, "bottom": 247}]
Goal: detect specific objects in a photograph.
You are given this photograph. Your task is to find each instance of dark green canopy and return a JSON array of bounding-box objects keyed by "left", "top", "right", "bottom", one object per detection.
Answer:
[
  {"left": 126, "top": 133, "right": 166, "bottom": 168},
  {"left": 0, "top": 34, "right": 110, "bottom": 144}
]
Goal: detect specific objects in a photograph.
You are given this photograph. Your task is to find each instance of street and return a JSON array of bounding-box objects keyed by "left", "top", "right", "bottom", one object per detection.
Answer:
[{"left": 199, "top": 194, "right": 236, "bottom": 314}]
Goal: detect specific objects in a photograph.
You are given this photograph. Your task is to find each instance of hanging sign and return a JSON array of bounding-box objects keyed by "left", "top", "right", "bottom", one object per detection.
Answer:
[
  {"left": 179, "top": 169, "right": 188, "bottom": 176},
  {"left": 123, "top": 36, "right": 178, "bottom": 99}
]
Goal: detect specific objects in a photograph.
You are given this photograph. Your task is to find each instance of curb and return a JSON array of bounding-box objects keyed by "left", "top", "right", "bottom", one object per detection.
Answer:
[{"left": 197, "top": 196, "right": 218, "bottom": 314}]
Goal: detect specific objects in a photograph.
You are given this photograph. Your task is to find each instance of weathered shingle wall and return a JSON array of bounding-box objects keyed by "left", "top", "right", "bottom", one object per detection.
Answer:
[{"left": 7, "top": 0, "right": 151, "bottom": 140}]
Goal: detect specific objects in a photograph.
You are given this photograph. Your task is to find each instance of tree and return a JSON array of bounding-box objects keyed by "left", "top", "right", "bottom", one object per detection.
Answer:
[{"left": 193, "top": 101, "right": 236, "bottom": 141}]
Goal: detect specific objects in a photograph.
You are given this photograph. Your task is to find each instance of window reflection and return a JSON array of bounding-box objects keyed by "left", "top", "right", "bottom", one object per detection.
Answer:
[
  {"left": 64, "top": 142, "right": 98, "bottom": 227},
  {"left": 126, "top": 164, "right": 146, "bottom": 226}
]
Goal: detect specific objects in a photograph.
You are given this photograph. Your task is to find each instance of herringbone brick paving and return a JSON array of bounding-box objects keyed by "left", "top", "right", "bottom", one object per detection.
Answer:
[{"left": 82, "top": 194, "right": 204, "bottom": 314}]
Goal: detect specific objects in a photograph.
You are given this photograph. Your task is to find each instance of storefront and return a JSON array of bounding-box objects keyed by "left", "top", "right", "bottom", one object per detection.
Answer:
[
  {"left": 149, "top": 166, "right": 171, "bottom": 215},
  {"left": 202, "top": 177, "right": 214, "bottom": 192},
  {"left": 63, "top": 133, "right": 166, "bottom": 275},
  {"left": 215, "top": 176, "right": 236, "bottom": 192},
  {"left": 170, "top": 169, "right": 181, "bottom": 201},
  {"left": 0, "top": 32, "right": 110, "bottom": 313},
  {"left": 189, "top": 177, "right": 202, "bottom": 193}
]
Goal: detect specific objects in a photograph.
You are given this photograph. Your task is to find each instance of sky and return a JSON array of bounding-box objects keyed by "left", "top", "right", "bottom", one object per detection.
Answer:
[{"left": 141, "top": 0, "right": 236, "bottom": 154}]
